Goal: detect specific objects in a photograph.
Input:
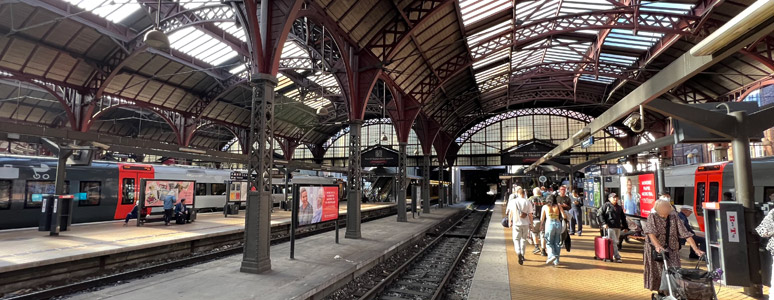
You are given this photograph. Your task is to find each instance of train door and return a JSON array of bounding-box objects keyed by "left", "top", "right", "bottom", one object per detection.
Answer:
[
  {"left": 694, "top": 164, "right": 726, "bottom": 231},
  {"left": 114, "top": 164, "right": 154, "bottom": 219}
]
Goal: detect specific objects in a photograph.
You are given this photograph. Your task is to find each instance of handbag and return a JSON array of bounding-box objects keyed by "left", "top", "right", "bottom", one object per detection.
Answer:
[
  {"left": 501, "top": 217, "right": 509, "bottom": 227},
  {"left": 652, "top": 214, "right": 671, "bottom": 262}
]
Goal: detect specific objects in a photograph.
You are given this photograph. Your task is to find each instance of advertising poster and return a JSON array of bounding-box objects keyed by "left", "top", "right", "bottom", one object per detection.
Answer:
[
  {"left": 638, "top": 173, "right": 657, "bottom": 218},
  {"left": 619, "top": 173, "right": 656, "bottom": 218},
  {"left": 143, "top": 180, "right": 195, "bottom": 207},
  {"left": 593, "top": 179, "right": 601, "bottom": 208},
  {"left": 297, "top": 185, "right": 339, "bottom": 226}
]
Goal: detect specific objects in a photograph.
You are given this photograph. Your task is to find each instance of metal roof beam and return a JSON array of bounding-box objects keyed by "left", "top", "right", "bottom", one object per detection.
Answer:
[{"left": 528, "top": 15, "right": 774, "bottom": 170}]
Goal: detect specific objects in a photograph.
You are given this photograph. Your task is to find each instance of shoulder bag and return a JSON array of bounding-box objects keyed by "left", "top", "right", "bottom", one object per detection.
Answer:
[{"left": 652, "top": 214, "right": 671, "bottom": 262}]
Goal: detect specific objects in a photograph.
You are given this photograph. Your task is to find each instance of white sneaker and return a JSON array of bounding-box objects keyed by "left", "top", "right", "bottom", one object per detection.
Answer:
[{"left": 546, "top": 256, "right": 557, "bottom": 265}]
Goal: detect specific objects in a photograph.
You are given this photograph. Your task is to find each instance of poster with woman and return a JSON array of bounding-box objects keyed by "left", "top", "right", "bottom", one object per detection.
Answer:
[
  {"left": 143, "top": 180, "right": 195, "bottom": 207},
  {"left": 297, "top": 185, "right": 339, "bottom": 226}
]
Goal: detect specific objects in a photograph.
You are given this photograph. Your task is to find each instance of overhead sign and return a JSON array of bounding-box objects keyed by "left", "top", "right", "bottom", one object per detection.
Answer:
[
  {"left": 581, "top": 136, "right": 594, "bottom": 149},
  {"left": 361, "top": 145, "right": 399, "bottom": 167},
  {"left": 501, "top": 140, "right": 570, "bottom": 165}
]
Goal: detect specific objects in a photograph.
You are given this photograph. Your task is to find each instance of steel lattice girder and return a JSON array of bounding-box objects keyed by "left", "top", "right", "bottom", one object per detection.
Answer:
[
  {"left": 409, "top": 9, "right": 700, "bottom": 101},
  {"left": 454, "top": 107, "right": 627, "bottom": 145}
]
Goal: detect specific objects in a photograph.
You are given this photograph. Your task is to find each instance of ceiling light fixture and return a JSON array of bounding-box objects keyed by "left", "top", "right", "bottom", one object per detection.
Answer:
[{"left": 144, "top": 0, "right": 169, "bottom": 51}]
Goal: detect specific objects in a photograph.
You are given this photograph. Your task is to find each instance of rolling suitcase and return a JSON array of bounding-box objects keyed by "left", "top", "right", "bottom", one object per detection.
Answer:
[{"left": 594, "top": 236, "right": 614, "bottom": 262}]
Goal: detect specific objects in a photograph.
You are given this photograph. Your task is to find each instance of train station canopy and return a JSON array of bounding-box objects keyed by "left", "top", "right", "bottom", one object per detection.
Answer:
[{"left": 0, "top": 0, "right": 772, "bottom": 160}]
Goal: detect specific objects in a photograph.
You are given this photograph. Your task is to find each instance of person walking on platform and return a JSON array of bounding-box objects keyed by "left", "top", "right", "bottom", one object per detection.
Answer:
[
  {"left": 597, "top": 193, "right": 628, "bottom": 263},
  {"left": 529, "top": 187, "right": 545, "bottom": 255},
  {"left": 508, "top": 186, "right": 533, "bottom": 265},
  {"left": 569, "top": 189, "right": 583, "bottom": 236},
  {"left": 644, "top": 199, "right": 704, "bottom": 296},
  {"left": 540, "top": 194, "right": 566, "bottom": 266}
]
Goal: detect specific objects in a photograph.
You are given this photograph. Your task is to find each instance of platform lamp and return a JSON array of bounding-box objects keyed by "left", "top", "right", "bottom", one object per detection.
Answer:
[{"left": 144, "top": 0, "right": 169, "bottom": 51}]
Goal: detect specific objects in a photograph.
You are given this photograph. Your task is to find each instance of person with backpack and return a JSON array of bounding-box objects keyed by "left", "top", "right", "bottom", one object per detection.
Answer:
[
  {"left": 540, "top": 194, "right": 567, "bottom": 266},
  {"left": 597, "top": 193, "right": 629, "bottom": 263},
  {"left": 508, "top": 186, "right": 533, "bottom": 265},
  {"left": 528, "top": 187, "right": 545, "bottom": 255}
]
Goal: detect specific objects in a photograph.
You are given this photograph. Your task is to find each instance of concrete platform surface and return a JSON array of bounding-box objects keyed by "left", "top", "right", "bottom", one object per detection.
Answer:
[
  {"left": 0, "top": 202, "right": 394, "bottom": 273},
  {"left": 65, "top": 207, "right": 461, "bottom": 300},
  {"left": 468, "top": 201, "right": 510, "bottom": 300}
]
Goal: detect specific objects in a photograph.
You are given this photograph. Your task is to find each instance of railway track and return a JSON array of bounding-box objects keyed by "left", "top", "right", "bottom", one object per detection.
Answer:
[
  {"left": 357, "top": 204, "right": 491, "bottom": 300},
  {"left": 2, "top": 206, "right": 400, "bottom": 300}
]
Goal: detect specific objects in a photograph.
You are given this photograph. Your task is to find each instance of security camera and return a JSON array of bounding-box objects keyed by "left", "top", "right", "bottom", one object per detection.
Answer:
[
  {"left": 623, "top": 105, "right": 645, "bottom": 133},
  {"left": 623, "top": 111, "right": 641, "bottom": 129}
]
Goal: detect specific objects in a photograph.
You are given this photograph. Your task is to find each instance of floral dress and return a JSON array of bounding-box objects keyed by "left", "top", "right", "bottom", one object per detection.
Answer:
[{"left": 643, "top": 211, "right": 694, "bottom": 291}]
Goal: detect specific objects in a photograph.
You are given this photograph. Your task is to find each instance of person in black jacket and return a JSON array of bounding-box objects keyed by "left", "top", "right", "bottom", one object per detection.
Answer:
[{"left": 597, "top": 193, "right": 629, "bottom": 263}]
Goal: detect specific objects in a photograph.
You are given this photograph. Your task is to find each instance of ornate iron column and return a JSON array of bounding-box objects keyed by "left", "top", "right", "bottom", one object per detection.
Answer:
[
  {"left": 422, "top": 154, "right": 431, "bottom": 213},
  {"left": 240, "top": 73, "right": 277, "bottom": 274},
  {"left": 346, "top": 120, "right": 363, "bottom": 239},
  {"left": 397, "top": 142, "right": 407, "bottom": 222},
  {"left": 438, "top": 159, "right": 444, "bottom": 208}
]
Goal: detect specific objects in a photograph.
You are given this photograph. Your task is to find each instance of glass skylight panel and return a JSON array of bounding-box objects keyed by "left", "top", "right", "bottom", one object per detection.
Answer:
[
  {"left": 579, "top": 74, "right": 616, "bottom": 84},
  {"left": 276, "top": 73, "right": 293, "bottom": 90},
  {"left": 168, "top": 27, "right": 239, "bottom": 66},
  {"left": 63, "top": 0, "right": 141, "bottom": 23},
  {"left": 516, "top": 0, "right": 560, "bottom": 24},
  {"left": 639, "top": 2, "right": 694, "bottom": 14},
  {"left": 459, "top": 0, "right": 512, "bottom": 27},
  {"left": 599, "top": 53, "right": 637, "bottom": 65},
  {"left": 473, "top": 49, "right": 508, "bottom": 70},
  {"left": 229, "top": 64, "right": 247, "bottom": 78},
  {"left": 466, "top": 20, "right": 511, "bottom": 47},
  {"left": 475, "top": 63, "right": 508, "bottom": 84}
]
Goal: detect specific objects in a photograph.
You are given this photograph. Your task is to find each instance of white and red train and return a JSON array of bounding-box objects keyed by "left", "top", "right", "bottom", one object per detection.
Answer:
[
  {"left": 663, "top": 156, "right": 774, "bottom": 231},
  {"left": 0, "top": 154, "right": 340, "bottom": 230}
]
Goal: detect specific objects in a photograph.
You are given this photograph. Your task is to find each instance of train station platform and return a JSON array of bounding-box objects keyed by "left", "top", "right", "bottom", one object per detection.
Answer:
[
  {"left": 470, "top": 201, "right": 768, "bottom": 300},
  {"left": 64, "top": 206, "right": 462, "bottom": 300},
  {"left": 0, "top": 202, "right": 398, "bottom": 296}
]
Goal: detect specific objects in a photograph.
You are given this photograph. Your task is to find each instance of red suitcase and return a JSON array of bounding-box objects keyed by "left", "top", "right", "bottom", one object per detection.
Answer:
[{"left": 594, "top": 236, "right": 614, "bottom": 262}]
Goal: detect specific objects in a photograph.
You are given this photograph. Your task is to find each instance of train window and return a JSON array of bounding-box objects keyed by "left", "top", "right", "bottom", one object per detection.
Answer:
[
  {"left": 709, "top": 182, "right": 719, "bottom": 203},
  {"left": 0, "top": 180, "right": 10, "bottom": 209},
  {"left": 764, "top": 187, "right": 774, "bottom": 204},
  {"left": 122, "top": 178, "right": 135, "bottom": 205},
  {"left": 672, "top": 187, "right": 686, "bottom": 206},
  {"left": 78, "top": 182, "right": 101, "bottom": 206},
  {"left": 696, "top": 182, "right": 706, "bottom": 217},
  {"left": 195, "top": 183, "right": 207, "bottom": 196},
  {"left": 25, "top": 181, "right": 69, "bottom": 209},
  {"left": 211, "top": 183, "right": 226, "bottom": 195}
]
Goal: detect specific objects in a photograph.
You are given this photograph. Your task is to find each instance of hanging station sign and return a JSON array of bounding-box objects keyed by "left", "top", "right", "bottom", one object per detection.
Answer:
[
  {"left": 500, "top": 140, "right": 570, "bottom": 165},
  {"left": 361, "top": 145, "right": 399, "bottom": 167}
]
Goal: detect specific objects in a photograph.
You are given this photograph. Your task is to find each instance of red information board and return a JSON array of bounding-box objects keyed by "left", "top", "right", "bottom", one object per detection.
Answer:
[
  {"left": 638, "top": 173, "right": 656, "bottom": 218},
  {"left": 620, "top": 173, "right": 656, "bottom": 218},
  {"left": 297, "top": 185, "right": 340, "bottom": 226}
]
